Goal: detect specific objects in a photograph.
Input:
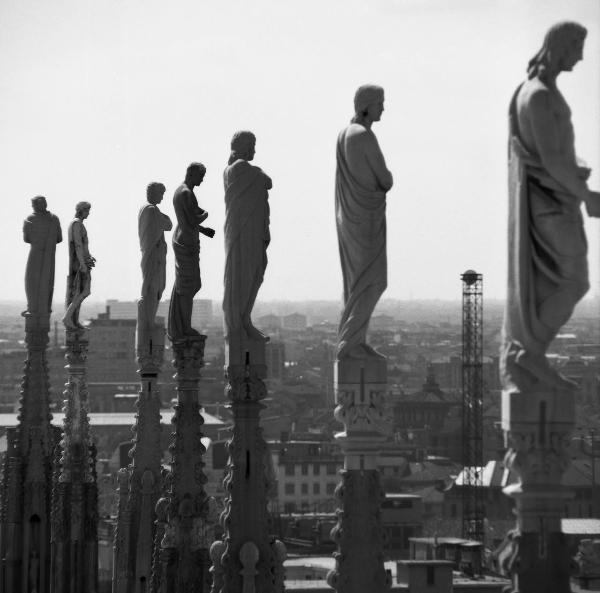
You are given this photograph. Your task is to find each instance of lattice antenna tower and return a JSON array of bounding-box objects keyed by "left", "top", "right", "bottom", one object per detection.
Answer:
[{"left": 461, "top": 270, "right": 484, "bottom": 544}]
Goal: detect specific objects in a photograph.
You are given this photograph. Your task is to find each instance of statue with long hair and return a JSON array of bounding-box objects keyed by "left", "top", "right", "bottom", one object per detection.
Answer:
[{"left": 501, "top": 22, "right": 600, "bottom": 391}]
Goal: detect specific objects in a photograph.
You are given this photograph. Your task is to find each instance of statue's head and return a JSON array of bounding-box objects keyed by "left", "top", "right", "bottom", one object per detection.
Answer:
[
  {"left": 185, "top": 162, "right": 206, "bottom": 187},
  {"left": 229, "top": 131, "right": 256, "bottom": 165},
  {"left": 31, "top": 195, "right": 47, "bottom": 213},
  {"left": 352, "top": 84, "right": 385, "bottom": 125},
  {"left": 75, "top": 201, "right": 91, "bottom": 219},
  {"left": 528, "top": 22, "right": 587, "bottom": 80},
  {"left": 146, "top": 181, "right": 166, "bottom": 205}
]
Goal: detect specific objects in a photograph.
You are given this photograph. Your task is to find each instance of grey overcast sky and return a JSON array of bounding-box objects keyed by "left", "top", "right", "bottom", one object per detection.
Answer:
[{"left": 1, "top": 0, "right": 599, "bottom": 307}]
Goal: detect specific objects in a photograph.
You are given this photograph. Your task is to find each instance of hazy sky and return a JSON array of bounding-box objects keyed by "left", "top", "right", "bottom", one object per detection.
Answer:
[{"left": 1, "top": 0, "right": 599, "bottom": 308}]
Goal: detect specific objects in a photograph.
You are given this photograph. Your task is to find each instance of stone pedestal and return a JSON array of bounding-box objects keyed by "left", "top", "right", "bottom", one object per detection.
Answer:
[
  {"left": 50, "top": 328, "right": 98, "bottom": 593},
  {"left": 151, "top": 335, "right": 211, "bottom": 593},
  {"left": 213, "top": 335, "right": 285, "bottom": 593},
  {"left": 0, "top": 315, "right": 58, "bottom": 593},
  {"left": 326, "top": 356, "right": 391, "bottom": 593},
  {"left": 113, "top": 325, "right": 165, "bottom": 593},
  {"left": 498, "top": 388, "right": 574, "bottom": 593}
]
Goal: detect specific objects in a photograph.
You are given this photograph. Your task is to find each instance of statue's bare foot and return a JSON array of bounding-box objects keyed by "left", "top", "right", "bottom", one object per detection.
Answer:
[
  {"left": 337, "top": 343, "right": 386, "bottom": 360},
  {"left": 361, "top": 343, "right": 386, "bottom": 360},
  {"left": 338, "top": 344, "right": 368, "bottom": 359},
  {"left": 184, "top": 328, "right": 201, "bottom": 337},
  {"left": 62, "top": 316, "right": 77, "bottom": 330},
  {"left": 244, "top": 323, "right": 269, "bottom": 343},
  {"left": 555, "top": 372, "right": 580, "bottom": 391},
  {"left": 515, "top": 349, "right": 579, "bottom": 391}
]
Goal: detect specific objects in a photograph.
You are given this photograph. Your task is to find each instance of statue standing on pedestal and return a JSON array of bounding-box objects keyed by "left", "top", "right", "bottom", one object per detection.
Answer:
[
  {"left": 335, "top": 85, "right": 393, "bottom": 360},
  {"left": 63, "top": 201, "right": 95, "bottom": 330},
  {"left": 23, "top": 195, "right": 62, "bottom": 317},
  {"left": 500, "top": 22, "right": 600, "bottom": 392},
  {"left": 168, "top": 163, "right": 215, "bottom": 340},
  {"left": 138, "top": 182, "right": 172, "bottom": 328},
  {"left": 223, "top": 131, "right": 272, "bottom": 341}
]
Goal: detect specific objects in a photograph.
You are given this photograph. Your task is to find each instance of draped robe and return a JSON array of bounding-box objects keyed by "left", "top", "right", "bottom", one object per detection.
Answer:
[
  {"left": 138, "top": 203, "right": 171, "bottom": 327},
  {"left": 335, "top": 123, "right": 391, "bottom": 358},
  {"left": 23, "top": 211, "right": 62, "bottom": 317},
  {"left": 223, "top": 159, "right": 270, "bottom": 337},
  {"left": 500, "top": 84, "right": 588, "bottom": 391}
]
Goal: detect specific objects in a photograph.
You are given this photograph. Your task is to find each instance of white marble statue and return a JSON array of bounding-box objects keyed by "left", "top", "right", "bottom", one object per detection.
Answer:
[
  {"left": 138, "top": 182, "right": 172, "bottom": 328},
  {"left": 63, "top": 201, "right": 95, "bottom": 330},
  {"left": 223, "top": 131, "right": 272, "bottom": 341},
  {"left": 335, "top": 85, "right": 393, "bottom": 360},
  {"left": 500, "top": 22, "right": 600, "bottom": 392}
]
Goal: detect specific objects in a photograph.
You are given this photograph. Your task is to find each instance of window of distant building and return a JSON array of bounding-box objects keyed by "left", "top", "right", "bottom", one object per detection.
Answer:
[
  {"left": 285, "top": 484, "right": 295, "bottom": 495},
  {"left": 426, "top": 566, "right": 435, "bottom": 586},
  {"left": 326, "top": 463, "right": 336, "bottom": 475},
  {"left": 313, "top": 483, "right": 320, "bottom": 495},
  {"left": 285, "top": 464, "right": 295, "bottom": 476},
  {"left": 326, "top": 483, "right": 336, "bottom": 495},
  {"left": 313, "top": 463, "right": 320, "bottom": 475},
  {"left": 284, "top": 502, "right": 296, "bottom": 513},
  {"left": 301, "top": 483, "right": 308, "bottom": 495},
  {"left": 301, "top": 463, "right": 308, "bottom": 475}
]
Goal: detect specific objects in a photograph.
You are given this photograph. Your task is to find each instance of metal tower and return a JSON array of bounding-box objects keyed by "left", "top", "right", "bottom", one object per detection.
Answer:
[{"left": 461, "top": 270, "right": 484, "bottom": 544}]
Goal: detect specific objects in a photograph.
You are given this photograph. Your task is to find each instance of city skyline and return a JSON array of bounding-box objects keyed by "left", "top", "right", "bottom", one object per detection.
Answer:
[{"left": 1, "top": 0, "right": 599, "bottom": 304}]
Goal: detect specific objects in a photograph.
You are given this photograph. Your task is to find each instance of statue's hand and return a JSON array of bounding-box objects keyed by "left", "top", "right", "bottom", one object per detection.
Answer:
[
  {"left": 584, "top": 190, "right": 600, "bottom": 218},
  {"left": 578, "top": 166, "right": 592, "bottom": 181}
]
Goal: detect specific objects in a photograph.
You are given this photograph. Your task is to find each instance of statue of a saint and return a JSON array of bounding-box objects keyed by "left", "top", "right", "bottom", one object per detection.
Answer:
[
  {"left": 335, "top": 85, "right": 393, "bottom": 359},
  {"left": 501, "top": 22, "right": 600, "bottom": 391},
  {"left": 168, "top": 163, "right": 215, "bottom": 340},
  {"left": 63, "top": 201, "right": 96, "bottom": 330},
  {"left": 23, "top": 196, "right": 62, "bottom": 318},
  {"left": 223, "top": 131, "right": 272, "bottom": 341},
  {"left": 138, "top": 182, "right": 172, "bottom": 328}
]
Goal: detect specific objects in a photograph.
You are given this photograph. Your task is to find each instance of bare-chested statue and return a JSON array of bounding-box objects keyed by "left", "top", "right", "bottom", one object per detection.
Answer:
[
  {"left": 223, "top": 131, "right": 272, "bottom": 341},
  {"left": 335, "top": 85, "right": 393, "bottom": 360},
  {"left": 138, "top": 182, "right": 172, "bottom": 328},
  {"left": 168, "top": 163, "right": 215, "bottom": 340},
  {"left": 63, "top": 201, "right": 95, "bottom": 330},
  {"left": 23, "top": 196, "right": 62, "bottom": 318},
  {"left": 501, "top": 22, "right": 600, "bottom": 392}
]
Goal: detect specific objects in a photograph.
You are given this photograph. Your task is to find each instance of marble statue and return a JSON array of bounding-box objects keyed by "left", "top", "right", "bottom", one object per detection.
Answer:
[
  {"left": 23, "top": 196, "right": 62, "bottom": 318},
  {"left": 335, "top": 85, "right": 393, "bottom": 360},
  {"left": 138, "top": 182, "right": 172, "bottom": 328},
  {"left": 63, "top": 201, "right": 95, "bottom": 330},
  {"left": 168, "top": 163, "right": 215, "bottom": 340},
  {"left": 500, "top": 22, "right": 600, "bottom": 392},
  {"left": 223, "top": 131, "right": 272, "bottom": 341}
]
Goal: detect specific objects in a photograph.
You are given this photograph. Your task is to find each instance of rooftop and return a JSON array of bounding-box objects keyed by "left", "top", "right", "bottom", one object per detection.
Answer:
[
  {"left": 562, "top": 518, "right": 600, "bottom": 535},
  {"left": 0, "top": 410, "right": 227, "bottom": 427}
]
